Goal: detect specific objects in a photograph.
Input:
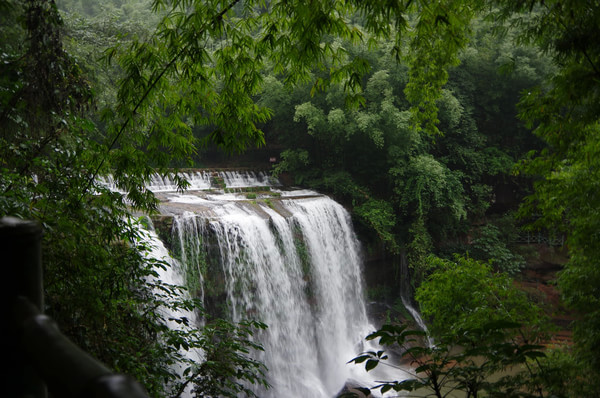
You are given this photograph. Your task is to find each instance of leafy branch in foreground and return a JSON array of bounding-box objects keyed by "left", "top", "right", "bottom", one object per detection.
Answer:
[
  {"left": 183, "top": 319, "right": 269, "bottom": 398},
  {"left": 349, "top": 321, "right": 547, "bottom": 398}
]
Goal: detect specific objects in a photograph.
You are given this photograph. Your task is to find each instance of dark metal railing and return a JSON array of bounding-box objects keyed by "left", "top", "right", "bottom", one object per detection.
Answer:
[
  {"left": 1, "top": 217, "right": 150, "bottom": 398},
  {"left": 514, "top": 230, "right": 566, "bottom": 247}
]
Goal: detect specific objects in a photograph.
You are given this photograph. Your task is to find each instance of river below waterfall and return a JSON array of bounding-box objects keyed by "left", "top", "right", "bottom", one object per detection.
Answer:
[{"left": 139, "top": 171, "right": 403, "bottom": 397}]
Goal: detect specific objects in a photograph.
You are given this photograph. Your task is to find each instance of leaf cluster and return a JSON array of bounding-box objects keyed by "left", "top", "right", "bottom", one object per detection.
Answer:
[
  {"left": 415, "top": 255, "right": 547, "bottom": 341},
  {"left": 349, "top": 320, "right": 548, "bottom": 398}
]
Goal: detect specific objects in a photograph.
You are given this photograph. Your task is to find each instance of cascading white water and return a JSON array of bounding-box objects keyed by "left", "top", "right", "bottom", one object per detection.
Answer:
[
  {"left": 99, "top": 170, "right": 276, "bottom": 193},
  {"left": 136, "top": 219, "right": 205, "bottom": 394},
  {"left": 398, "top": 253, "right": 435, "bottom": 347},
  {"left": 145, "top": 170, "right": 404, "bottom": 397},
  {"left": 172, "top": 213, "right": 206, "bottom": 306},
  {"left": 191, "top": 197, "right": 373, "bottom": 397},
  {"left": 402, "top": 297, "right": 435, "bottom": 348},
  {"left": 138, "top": 221, "right": 196, "bottom": 327},
  {"left": 219, "top": 170, "right": 273, "bottom": 188},
  {"left": 147, "top": 171, "right": 212, "bottom": 192}
]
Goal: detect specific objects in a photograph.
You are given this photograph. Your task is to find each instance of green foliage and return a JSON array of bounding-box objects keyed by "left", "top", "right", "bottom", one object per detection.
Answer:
[
  {"left": 99, "top": 0, "right": 471, "bottom": 200},
  {"left": 349, "top": 321, "right": 548, "bottom": 398},
  {"left": 294, "top": 102, "right": 327, "bottom": 136},
  {"left": 303, "top": 171, "right": 370, "bottom": 206},
  {"left": 393, "top": 154, "right": 466, "bottom": 222},
  {"left": 406, "top": 216, "right": 433, "bottom": 284},
  {"left": 57, "top": 0, "right": 159, "bottom": 109},
  {"left": 271, "top": 149, "right": 312, "bottom": 185},
  {"left": 350, "top": 258, "right": 551, "bottom": 398},
  {"left": 271, "top": 32, "right": 542, "bottom": 251},
  {"left": 178, "top": 318, "right": 269, "bottom": 398},
  {"left": 262, "top": 198, "right": 274, "bottom": 209},
  {"left": 536, "top": 347, "right": 600, "bottom": 398},
  {"left": 470, "top": 223, "right": 526, "bottom": 275},
  {"left": 415, "top": 255, "right": 546, "bottom": 341},
  {"left": 354, "top": 199, "right": 398, "bottom": 251},
  {"left": 403, "top": 1, "right": 482, "bottom": 135},
  {"left": 507, "top": 0, "right": 600, "bottom": 378},
  {"left": 0, "top": 6, "right": 185, "bottom": 388},
  {"left": 85, "top": 0, "right": 499, "bottom": 248}
]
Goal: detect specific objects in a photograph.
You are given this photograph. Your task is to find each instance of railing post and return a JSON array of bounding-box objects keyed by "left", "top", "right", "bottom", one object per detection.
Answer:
[{"left": 1, "top": 216, "right": 47, "bottom": 398}]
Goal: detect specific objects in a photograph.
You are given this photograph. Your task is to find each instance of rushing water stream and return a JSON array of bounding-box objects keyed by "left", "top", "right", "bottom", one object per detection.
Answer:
[{"left": 137, "top": 171, "right": 401, "bottom": 397}]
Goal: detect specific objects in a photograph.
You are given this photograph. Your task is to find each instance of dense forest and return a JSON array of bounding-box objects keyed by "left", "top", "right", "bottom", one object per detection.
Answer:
[{"left": 2, "top": 0, "right": 599, "bottom": 396}]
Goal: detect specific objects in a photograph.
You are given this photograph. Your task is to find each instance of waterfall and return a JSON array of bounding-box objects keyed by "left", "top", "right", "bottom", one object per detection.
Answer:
[
  {"left": 172, "top": 213, "right": 206, "bottom": 306},
  {"left": 191, "top": 197, "right": 371, "bottom": 396},
  {"left": 219, "top": 170, "right": 274, "bottom": 188},
  {"left": 399, "top": 252, "right": 434, "bottom": 347},
  {"left": 147, "top": 171, "right": 212, "bottom": 192},
  {"left": 98, "top": 169, "right": 275, "bottom": 193},
  {"left": 98, "top": 171, "right": 213, "bottom": 193},
  {"left": 145, "top": 171, "right": 402, "bottom": 396},
  {"left": 136, "top": 218, "right": 205, "bottom": 395}
]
